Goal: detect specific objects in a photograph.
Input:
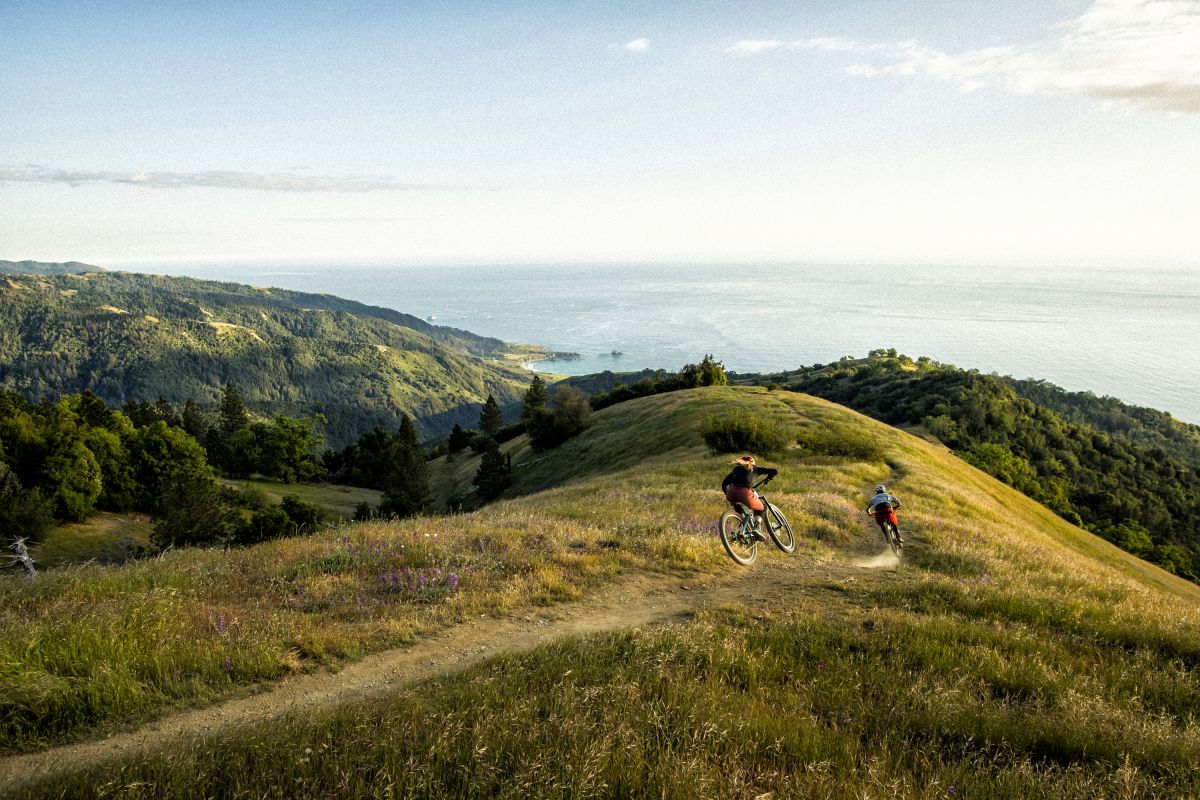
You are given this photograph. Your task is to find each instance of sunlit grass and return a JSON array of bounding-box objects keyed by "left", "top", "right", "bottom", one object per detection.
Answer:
[{"left": 5, "top": 386, "right": 1200, "bottom": 798}]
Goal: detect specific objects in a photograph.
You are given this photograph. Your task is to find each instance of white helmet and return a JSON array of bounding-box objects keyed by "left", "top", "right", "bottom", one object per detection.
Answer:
[{"left": 875, "top": 485, "right": 887, "bottom": 494}]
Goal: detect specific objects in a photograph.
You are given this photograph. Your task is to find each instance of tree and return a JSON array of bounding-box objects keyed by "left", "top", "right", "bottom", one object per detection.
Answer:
[
  {"left": 218, "top": 384, "right": 249, "bottom": 439},
  {"left": 181, "top": 400, "right": 209, "bottom": 441},
  {"left": 474, "top": 441, "right": 511, "bottom": 501},
  {"left": 128, "top": 422, "right": 211, "bottom": 514},
  {"left": 521, "top": 376, "right": 548, "bottom": 421},
  {"left": 529, "top": 385, "right": 592, "bottom": 451},
  {"left": 479, "top": 394, "right": 502, "bottom": 437},
  {"left": 41, "top": 439, "right": 102, "bottom": 521},
  {"left": 448, "top": 424, "right": 471, "bottom": 455},
  {"left": 281, "top": 495, "right": 320, "bottom": 534},
  {"left": 0, "top": 463, "right": 52, "bottom": 543},
  {"left": 151, "top": 467, "right": 240, "bottom": 548},
  {"left": 377, "top": 415, "right": 430, "bottom": 518},
  {"left": 680, "top": 354, "right": 727, "bottom": 388}
]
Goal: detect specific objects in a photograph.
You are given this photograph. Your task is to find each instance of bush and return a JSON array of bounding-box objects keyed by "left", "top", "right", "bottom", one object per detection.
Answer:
[
  {"left": 701, "top": 411, "right": 790, "bottom": 455},
  {"left": 796, "top": 426, "right": 886, "bottom": 461},
  {"left": 237, "top": 506, "right": 292, "bottom": 545},
  {"left": 529, "top": 386, "right": 592, "bottom": 452},
  {"left": 281, "top": 495, "right": 320, "bottom": 534}
]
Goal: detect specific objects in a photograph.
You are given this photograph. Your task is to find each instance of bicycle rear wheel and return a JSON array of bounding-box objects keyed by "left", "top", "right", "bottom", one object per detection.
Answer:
[
  {"left": 719, "top": 510, "right": 757, "bottom": 565},
  {"left": 764, "top": 502, "right": 795, "bottom": 553},
  {"left": 885, "top": 522, "right": 903, "bottom": 555}
]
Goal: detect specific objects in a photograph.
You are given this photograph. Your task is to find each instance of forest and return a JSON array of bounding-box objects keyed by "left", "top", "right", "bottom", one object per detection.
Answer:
[{"left": 0, "top": 271, "right": 539, "bottom": 447}]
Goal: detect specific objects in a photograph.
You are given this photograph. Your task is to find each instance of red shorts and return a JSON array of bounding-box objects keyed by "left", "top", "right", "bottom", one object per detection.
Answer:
[
  {"left": 873, "top": 507, "right": 898, "bottom": 528},
  {"left": 725, "top": 486, "right": 764, "bottom": 512}
]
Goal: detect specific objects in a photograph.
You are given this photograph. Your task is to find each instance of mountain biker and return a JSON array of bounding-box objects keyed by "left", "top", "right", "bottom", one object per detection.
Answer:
[
  {"left": 721, "top": 455, "right": 778, "bottom": 541},
  {"left": 867, "top": 484, "right": 902, "bottom": 543}
]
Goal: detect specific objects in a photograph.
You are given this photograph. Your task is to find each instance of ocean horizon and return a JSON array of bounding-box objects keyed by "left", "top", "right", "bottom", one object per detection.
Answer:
[{"left": 115, "top": 260, "right": 1200, "bottom": 425}]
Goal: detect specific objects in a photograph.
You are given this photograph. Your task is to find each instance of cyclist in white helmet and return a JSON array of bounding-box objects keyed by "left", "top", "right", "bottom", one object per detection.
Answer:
[{"left": 866, "top": 484, "right": 903, "bottom": 543}]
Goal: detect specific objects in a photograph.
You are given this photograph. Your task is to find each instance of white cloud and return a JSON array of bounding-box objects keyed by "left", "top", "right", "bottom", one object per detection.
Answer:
[
  {"left": 730, "top": 0, "right": 1200, "bottom": 112},
  {"left": 725, "top": 39, "right": 784, "bottom": 55},
  {"left": 0, "top": 166, "right": 455, "bottom": 192},
  {"left": 621, "top": 37, "right": 650, "bottom": 53}
]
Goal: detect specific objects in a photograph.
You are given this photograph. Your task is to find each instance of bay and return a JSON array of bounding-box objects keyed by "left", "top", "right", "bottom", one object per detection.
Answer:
[{"left": 119, "top": 261, "right": 1200, "bottom": 424}]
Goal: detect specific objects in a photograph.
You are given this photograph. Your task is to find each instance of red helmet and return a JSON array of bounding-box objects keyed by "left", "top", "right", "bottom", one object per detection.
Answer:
[{"left": 735, "top": 455, "right": 756, "bottom": 468}]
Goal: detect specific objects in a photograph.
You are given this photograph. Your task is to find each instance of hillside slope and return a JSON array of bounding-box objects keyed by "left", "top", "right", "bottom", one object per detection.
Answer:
[
  {"left": 0, "top": 271, "right": 543, "bottom": 446},
  {"left": 741, "top": 355, "right": 1200, "bottom": 581},
  {"left": 0, "top": 261, "right": 103, "bottom": 276},
  {"left": 4, "top": 388, "right": 1199, "bottom": 798}
]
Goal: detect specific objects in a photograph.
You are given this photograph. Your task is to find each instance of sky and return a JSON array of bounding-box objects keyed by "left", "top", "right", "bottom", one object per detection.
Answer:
[{"left": 2, "top": 0, "right": 1198, "bottom": 267}]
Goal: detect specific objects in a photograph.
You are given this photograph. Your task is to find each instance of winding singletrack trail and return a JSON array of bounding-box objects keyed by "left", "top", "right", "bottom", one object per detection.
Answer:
[{"left": 0, "top": 544, "right": 889, "bottom": 793}]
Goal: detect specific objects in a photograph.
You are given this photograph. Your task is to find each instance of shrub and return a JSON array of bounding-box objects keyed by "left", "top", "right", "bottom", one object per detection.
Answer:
[
  {"left": 529, "top": 386, "right": 592, "bottom": 452},
  {"left": 281, "top": 495, "right": 320, "bottom": 534},
  {"left": 701, "top": 411, "right": 790, "bottom": 455},
  {"left": 796, "top": 426, "right": 886, "bottom": 461}
]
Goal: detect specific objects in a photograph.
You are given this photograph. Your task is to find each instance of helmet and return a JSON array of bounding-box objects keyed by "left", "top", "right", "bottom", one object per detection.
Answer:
[
  {"left": 735, "top": 455, "right": 756, "bottom": 468},
  {"left": 875, "top": 485, "right": 887, "bottom": 494}
]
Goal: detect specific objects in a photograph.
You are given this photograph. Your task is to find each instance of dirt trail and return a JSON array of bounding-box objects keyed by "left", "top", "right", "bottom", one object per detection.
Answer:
[{"left": 0, "top": 547, "right": 884, "bottom": 791}]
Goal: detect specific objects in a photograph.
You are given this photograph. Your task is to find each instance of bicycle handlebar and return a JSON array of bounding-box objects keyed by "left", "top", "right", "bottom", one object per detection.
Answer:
[{"left": 753, "top": 476, "right": 773, "bottom": 489}]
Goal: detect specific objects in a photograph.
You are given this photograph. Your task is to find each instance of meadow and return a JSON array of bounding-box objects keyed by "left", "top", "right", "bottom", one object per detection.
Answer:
[{"left": 4, "top": 387, "right": 1199, "bottom": 798}]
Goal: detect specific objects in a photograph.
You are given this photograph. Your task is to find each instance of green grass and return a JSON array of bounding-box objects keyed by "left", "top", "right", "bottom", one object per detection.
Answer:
[
  {"left": 6, "top": 386, "right": 1200, "bottom": 798},
  {"left": 221, "top": 478, "right": 383, "bottom": 520},
  {"left": 31, "top": 513, "right": 155, "bottom": 569}
]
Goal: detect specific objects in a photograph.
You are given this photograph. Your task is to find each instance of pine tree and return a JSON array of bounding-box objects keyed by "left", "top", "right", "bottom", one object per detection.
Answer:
[
  {"left": 521, "top": 376, "right": 548, "bottom": 421},
  {"left": 448, "top": 424, "right": 471, "bottom": 454},
  {"left": 218, "top": 384, "right": 249, "bottom": 438},
  {"left": 479, "top": 394, "right": 502, "bottom": 437},
  {"left": 474, "top": 441, "right": 511, "bottom": 501},
  {"left": 181, "top": 400, "right": 208, "bottom": 440}
]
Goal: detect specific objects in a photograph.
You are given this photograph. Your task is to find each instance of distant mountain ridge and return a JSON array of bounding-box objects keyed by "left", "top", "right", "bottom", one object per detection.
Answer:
[
  {"left": 0, "top": 259, "right": 104, "bottom": 275},
  {"left": 0, "top": 271, "right": 544, "bottom": 446}
]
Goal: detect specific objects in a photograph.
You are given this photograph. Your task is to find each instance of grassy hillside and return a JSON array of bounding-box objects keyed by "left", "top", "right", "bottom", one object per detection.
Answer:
[
  {"left": 741, "top": 355, "right": 1200, "bottom": 581},
  {"left": 0, "top": 271, "right": 544, "bottom": 446},
  {"left": 5, "top": 388, "right": 1200, "bottom": 798}
]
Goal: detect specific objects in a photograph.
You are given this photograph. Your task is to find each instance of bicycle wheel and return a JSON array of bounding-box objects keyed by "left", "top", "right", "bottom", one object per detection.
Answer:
[
  {"left": 885, "top": 522, "right": 903, "bottom": 555},
  {"left": 719, "top": 510, "right": 757, "bottom": 565},
  {"left": 764, "top": 502, "right": 795, "bottom": 553}
]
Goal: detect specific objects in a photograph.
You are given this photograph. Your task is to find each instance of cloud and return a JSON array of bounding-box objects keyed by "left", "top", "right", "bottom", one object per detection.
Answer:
[
  {"left": 725, "top": 39, "right": 784, "bottom": 55},
  {"left": 729, "top": 0, "right": 1200, "bottom": 112},
  {"left": 0, "top": 166, "right": 455, "bottom": 192},
  {"left": 621, "top": 37, "right": 650, "bottom": 53}
]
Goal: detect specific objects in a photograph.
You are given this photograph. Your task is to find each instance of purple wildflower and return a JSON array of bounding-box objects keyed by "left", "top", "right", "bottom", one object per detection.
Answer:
[
  {"left": 217, "top": 614, "right": 227, "bottom": 635},
  {"left": 418, "top": 573, "right": 428, "bottom": 590},
  {"left": 448, "top": 573, "right": 460, "bottom": 591},
  {"left": 222, "top": 656, "right": 232, "bottom": 673}
]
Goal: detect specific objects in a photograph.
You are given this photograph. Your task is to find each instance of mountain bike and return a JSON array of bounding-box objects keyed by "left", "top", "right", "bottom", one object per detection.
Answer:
[
  {"left": 868, "top": 506, "right": 903, "bottom": 556},
  {"left": 718, "top": 477, "right": 794, "bottom": 565}
]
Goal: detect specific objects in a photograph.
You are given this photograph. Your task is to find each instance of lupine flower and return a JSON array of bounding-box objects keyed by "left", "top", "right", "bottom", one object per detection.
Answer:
[
  {"left": 448, "top": 573, "right": 460, "bottom": 591},
  {"left": 217, "top": 614, "right": 227, "bottom": 635},
  {"left": 222, "top": 656, "right": 232, "bottom": 672}
]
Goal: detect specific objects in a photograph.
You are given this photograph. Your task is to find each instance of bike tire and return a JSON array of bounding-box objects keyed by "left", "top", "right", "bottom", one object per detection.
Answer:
[
  {"left": 719, "top": 510, "right": 757, "bottom": 566},
  {"left": 885, "top": 522, "right": 903, "bottom": 556},
  {"left": 764, "top": 502, "right": 795, "bottom": 553}
]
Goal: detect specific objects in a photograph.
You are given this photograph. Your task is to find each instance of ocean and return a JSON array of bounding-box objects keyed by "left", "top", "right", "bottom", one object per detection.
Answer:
[{"left": 120, "top": 261, "right": 1200, "bottom": 425}]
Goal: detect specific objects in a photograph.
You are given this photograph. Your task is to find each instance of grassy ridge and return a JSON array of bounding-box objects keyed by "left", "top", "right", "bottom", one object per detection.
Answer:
[{"left": 6, "top": 388, "right": 1200, "bottom": 797}]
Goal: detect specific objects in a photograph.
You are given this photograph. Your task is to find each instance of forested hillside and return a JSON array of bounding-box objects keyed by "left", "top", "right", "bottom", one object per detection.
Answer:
[
  {"left": 0, "top": 260, "right": 103, "bottom": 275},
  {"left": 745, "top": 353, "right": 1200, "bottom": 580},
  {"left": 0, "top": 271, "right": 542, "bottom": 446}
]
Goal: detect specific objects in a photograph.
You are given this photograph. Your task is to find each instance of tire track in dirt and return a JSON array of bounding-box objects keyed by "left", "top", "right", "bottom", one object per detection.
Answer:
[{"left": 0, "top": 548, "right": 882, "bottom": 792}]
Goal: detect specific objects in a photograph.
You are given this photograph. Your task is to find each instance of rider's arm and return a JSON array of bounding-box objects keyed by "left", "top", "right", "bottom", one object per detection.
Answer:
[
  {"left": 757, "top": 466, "right": 778, "bottom": 480},
  {"left": 892, "top": 497, "right": 902, "bottom": 508}
]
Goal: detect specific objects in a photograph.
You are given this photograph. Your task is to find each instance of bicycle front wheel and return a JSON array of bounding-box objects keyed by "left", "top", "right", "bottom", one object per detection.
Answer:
[
  {"left": 764, "top": 502, "right": 795, "bottom": 553},
  {"left": 719, "top": 510, "right": 757, "bottom": 566}
]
